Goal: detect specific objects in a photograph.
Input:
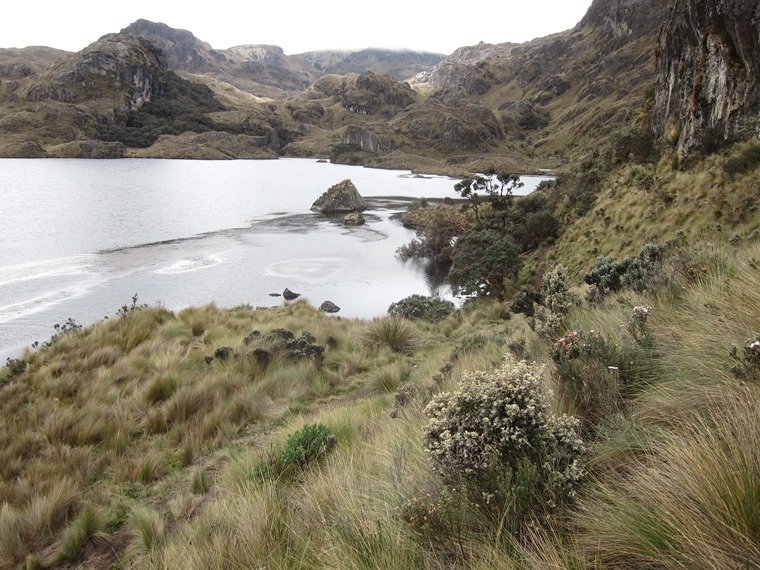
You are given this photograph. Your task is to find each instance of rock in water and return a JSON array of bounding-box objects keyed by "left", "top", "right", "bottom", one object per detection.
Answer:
[
  {"left": 343, "top": 212, "right": 366, "bottom": 225},
  {"left": 310, "top": 179, "right": 366, "bottom": 213},
  {"left": 283, "top": 288, "right": 301, "bottom": 300},
  {"left": 320, "top": 301, "right": 341, "bottom": 313}
]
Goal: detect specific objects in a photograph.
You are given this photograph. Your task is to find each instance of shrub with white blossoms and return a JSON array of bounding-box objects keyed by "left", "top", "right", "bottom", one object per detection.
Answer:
[
  {"left": 534, "top": 264, "right": 576, "bottom": 338},
  {"left": 423, "top": 356, "right": 585, "bottom": 510}
]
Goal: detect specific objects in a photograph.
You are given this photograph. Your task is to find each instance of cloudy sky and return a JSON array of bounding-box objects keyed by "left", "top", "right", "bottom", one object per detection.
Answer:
[{"left": 3, "top": 1, "right": 593, "bottom": 55}]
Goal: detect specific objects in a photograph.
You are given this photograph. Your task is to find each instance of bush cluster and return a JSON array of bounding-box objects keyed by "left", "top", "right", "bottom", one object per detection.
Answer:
[
  {"left": 423, "top": 356, "right": 584, "bottom": 523},
  {"left": 584, "top": 242, "right": 666, "bottom": 301},
  {"left": 387, "top": 294, "right": 456, "bottom": 322},
  {"left": 552, "top": 306, "right": 655, "bottom": 430}
]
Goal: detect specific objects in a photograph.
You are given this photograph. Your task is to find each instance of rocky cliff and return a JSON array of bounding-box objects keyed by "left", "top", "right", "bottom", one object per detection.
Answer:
[
  {"left": 652, "top": 0, "right": 760, "bottom": 155},
  {"left": 23, "top": 33, "right": 167, "bottom": 109}
]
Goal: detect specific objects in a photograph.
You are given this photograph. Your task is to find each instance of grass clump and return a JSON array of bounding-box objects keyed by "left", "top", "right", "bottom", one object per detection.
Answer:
[
  {"left": 363, "top": 316, "right": 419, "bottom": 354},
  {"left": 53, "top": 505, "right": 107, "bottom": 563}
]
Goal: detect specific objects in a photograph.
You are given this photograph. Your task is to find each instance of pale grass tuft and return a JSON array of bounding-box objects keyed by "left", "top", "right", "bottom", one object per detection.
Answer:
[
  {"left": 369, "top": 361, "right": 411, "bottom": 393},
  {"left": 190, "top": 467, "right": 210, "bottom": 495},
  {"left": 363, "top": 316, "right": 419, "bottom": 355}
]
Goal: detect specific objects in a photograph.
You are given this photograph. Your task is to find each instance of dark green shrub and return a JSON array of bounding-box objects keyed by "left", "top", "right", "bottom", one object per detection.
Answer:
[
  {"left": 584, "top": 243, "right": 667, "bottom": 300},
  {"left": 282, "top": 423, "right": 336, "bottom": 471},
  {"left": 448, "top": 228, "right": 522, "bottom": 298},
  {"left": 510, "top": 288, "right": 542, "bottom": 317},
  {"left": 387, "top": 294, "right": 456, "bottom": 322}
]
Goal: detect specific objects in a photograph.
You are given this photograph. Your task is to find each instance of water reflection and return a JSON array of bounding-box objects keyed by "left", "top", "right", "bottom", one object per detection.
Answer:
[{"left": 404, "top": 257, "right": 453, "bottom": 298}]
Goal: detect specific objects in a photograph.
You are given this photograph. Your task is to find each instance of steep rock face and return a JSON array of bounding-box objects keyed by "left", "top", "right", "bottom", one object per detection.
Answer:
[
  {"left": 426, "top": 43, "right": 514, "bottom": 95},
  {"left": 343, "top": 126, "right": 380, "bottom": 153},
  {"left": 24, "top": 34, "right": 166, "bottom": 109},
  {"left": 120, "top": 20, "right": 214, "bottom": 72},
  {"left": 652, "top": 0, "right": 760, "bottom": 154},
  {"left": 580, "top": 0, "right": 667, "bottom": 46}
]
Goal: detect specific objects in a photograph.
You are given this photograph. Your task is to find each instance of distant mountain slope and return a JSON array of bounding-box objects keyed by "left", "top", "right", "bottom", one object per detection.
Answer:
[
  {"left": 119, "top": 20, "right": 444, "bottom": 97},
  {"left": 3, "top": 0, "right": 755, "bottom": 171}
]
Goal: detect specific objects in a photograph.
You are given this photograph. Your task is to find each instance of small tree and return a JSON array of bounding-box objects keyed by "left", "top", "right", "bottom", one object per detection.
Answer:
[
  {"left": 448, "top": 228, "right": 522, "bottom": 298},
  {"left": 453, "top": 171, "right": 523, "bottom": 221}
]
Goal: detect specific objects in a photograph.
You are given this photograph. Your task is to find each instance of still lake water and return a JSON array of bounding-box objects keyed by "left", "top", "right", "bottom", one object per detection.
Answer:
[{"left": 0, "top": 158, "right": 551, "bottom": 359}]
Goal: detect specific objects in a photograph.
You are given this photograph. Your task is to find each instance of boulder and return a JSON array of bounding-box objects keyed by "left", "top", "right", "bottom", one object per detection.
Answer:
[
  {"left": 342, "top": 212, "right": 366, "bottom": 225},
  {"left": 282, "top": 288, "right": 301, "bottom": 300},
  {"left": 311, "top": 179, "right": 366, "bottom": 213},
  {"left": 320, "top": 301, "right": 341, "bottom": 313}
]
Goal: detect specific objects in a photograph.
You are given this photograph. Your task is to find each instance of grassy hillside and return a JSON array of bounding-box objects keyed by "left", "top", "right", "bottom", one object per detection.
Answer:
[{"left": 2, "top": 140, "right": 760, "bottom": 567}]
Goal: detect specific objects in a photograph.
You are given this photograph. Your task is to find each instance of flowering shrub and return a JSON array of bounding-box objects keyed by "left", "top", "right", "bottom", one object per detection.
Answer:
[
  {"left": 552, "top": 309, "right": 656, "bottom": 430},
  {"left": 627, "top": 305, "right": 653, "bottom": 346},
  {"left": 534, "top": 264, "right": 575, "bottom": 337},
  {"left": 422, "top": 356, "right": 584, "bottom": 518}
]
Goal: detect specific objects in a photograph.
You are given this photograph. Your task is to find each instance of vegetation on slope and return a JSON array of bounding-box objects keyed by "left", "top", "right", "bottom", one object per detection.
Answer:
[{"left": 3, "top": 133, "right": 760, "bottom": 567}]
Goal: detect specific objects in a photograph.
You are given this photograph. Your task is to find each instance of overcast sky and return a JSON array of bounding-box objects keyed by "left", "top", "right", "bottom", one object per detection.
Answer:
[{"left": 2, "top": 1, "right": 593, "bottom": 55}]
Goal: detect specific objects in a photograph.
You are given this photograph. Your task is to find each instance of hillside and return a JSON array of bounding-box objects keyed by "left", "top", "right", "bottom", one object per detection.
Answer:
[{"left": 0, "top": 0, "right": 665, "bottom": 171}]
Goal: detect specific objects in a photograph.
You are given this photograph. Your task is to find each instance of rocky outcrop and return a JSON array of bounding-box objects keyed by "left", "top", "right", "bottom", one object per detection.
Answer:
[
  {"left": 343, "top": 126, "right": 379, "bottom": 153},
  {"left": 121, "top": 20, "right": 214, "bottom": 72},
  {"left": 311, "top": 71, "right": 416, "bottom": 117},
  {"left": 580, "top": 0, "right": 667, "bottom": 45},
  {"left": 311, "top": 179, "right": 366, "bottom": 213},
  {"left": 24, "top": 34, "right": 167, "bottom": 110},
  {"left": 652, "top": 0, "right": 760, "bottom": 155},
  {"left": 404, "top": 95, "right": 504, "bottom": 151},
  {"left": 427, "top": 43, "right": 513, "bottom": 95}
]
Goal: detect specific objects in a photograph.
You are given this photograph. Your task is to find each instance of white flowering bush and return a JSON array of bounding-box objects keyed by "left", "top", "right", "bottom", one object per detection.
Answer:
[
  {"left": 422, "top": 356, "right": 584, "bottom": 517},
  {"left": 534, "top": 264, "right": 575, "bottom": 337}
]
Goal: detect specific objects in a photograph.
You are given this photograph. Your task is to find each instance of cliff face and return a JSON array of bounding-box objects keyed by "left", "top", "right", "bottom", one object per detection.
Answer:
[
  {"left": 652, "top": 0, "right": 760, "bottom": 154},
  {"left": 24, "top": 34, "right": 167, "bottom": 109}
]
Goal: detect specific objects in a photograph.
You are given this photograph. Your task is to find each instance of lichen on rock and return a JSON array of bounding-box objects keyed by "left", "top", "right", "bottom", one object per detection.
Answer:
[{"left": 310, "top": 179, "right": 367, "bottom": 213}]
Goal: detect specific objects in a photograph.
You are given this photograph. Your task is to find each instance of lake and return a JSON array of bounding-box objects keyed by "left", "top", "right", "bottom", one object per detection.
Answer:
[{"left": 0, "top": 158, "right": 552, "bottom": 359}]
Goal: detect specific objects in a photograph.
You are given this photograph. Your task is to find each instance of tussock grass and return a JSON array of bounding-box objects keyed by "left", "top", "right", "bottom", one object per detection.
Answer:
[
  {"left": 53, "top": 505, "right": 107, "bottom": 564},
  {"left": 127, "top": 505, "right": 166, "bottom": 558},
  {"left": 363, "top": 316, "right": 420, "bottom": 355}
]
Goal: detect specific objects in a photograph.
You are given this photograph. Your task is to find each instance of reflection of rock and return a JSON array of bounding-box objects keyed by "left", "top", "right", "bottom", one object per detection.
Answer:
[
  {"left": 320, "top": 300, "right": 341, "bottom": 313},
  {"left": 283, "top": 288, "right": 301, "bottom": 300},
  {"left": 342, "top": 212, "right": 366, "bottom": 225},
  {"left": 311, "top": 179, "right": 366, "bottom": 213}
]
